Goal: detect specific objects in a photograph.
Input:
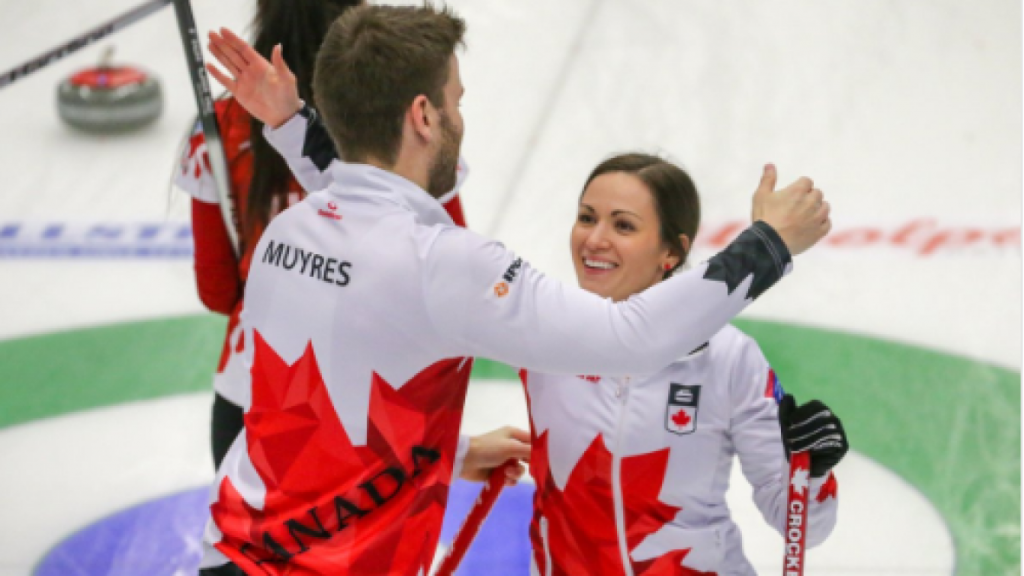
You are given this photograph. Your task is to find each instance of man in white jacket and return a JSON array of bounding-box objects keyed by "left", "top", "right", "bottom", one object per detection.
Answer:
[{"left": 200, "top": 5, "right": 831, "bottom": 576}]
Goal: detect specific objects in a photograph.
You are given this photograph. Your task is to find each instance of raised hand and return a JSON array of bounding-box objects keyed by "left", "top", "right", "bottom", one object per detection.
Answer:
[
  {"left": 460, "top": 426, "right": 531, "bottom": 486},
  {"left": 778, "top": 394, "right": 849, "bottom": 478},
  {"left": 752, "top": 164, "right": 831, "bottom": 255},
  {"left": 206, "top": 27, "right": 302, "bottom": 129}
]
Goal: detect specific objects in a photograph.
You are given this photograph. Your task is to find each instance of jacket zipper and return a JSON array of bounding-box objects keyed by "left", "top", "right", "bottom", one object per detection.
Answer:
[{"left": 611, "top": 376, "right": 634, "bottom": 576}]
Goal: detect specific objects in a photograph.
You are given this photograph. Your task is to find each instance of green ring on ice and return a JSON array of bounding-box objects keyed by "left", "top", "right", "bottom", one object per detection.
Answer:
[{"left": 0, "top": 315, "right": 1017, "bottom": 574}]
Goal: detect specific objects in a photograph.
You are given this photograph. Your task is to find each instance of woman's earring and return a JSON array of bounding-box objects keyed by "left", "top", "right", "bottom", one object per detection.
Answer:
[{"left": 663, "top": 262, "right": 672, "bottom": 271}]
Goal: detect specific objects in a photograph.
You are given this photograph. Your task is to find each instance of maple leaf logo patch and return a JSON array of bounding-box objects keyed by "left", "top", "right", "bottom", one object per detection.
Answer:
[
  {"left": 665, "top": 384, "right": 700, "bottom": 435},
  {"left": 671, "top": 409, "right": 692, "bottom": 428}
]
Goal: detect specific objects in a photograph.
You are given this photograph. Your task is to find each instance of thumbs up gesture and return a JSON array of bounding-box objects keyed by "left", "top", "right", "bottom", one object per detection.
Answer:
[{"left": 752, "top": 164, "right": 831, "bottom": 255}]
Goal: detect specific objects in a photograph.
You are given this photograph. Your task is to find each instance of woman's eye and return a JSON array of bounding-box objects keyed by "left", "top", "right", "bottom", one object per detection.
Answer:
[
  {"left": 615, "top": 220, "right": 635, "bottom": 232},
  {"left": 578, "top": 214, "right": 594, "bottom": 224}
]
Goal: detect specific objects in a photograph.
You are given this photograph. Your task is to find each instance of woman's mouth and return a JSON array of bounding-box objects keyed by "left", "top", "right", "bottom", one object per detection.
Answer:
[{"left": 583, "top": 258, "right": 618, "bottom": 271}]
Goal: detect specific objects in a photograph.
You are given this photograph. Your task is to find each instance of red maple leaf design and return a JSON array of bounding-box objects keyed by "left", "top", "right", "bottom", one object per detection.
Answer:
[
  {"left": 211, "top": 330, "right": 471, "bottom": 575},
  {"left": 670, "top": 409, "right": 691, "bottom": 429},
  {"left": 815, "top": 471, "right": 839, "bottom": 503},
  {"left": 528, "top": 431, "right": 716, "bottom": 576},
  {"left": 182, "top": 129, "right": 211, "bottom": 179}
]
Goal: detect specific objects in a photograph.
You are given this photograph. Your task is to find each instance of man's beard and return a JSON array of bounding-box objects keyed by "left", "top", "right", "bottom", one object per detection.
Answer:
[{"left": 426, "top": 111, "right": 462, "bottom": 198}]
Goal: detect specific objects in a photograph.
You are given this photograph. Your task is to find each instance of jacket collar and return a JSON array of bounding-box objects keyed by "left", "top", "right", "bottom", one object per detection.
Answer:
[{"left": 328, "top": 162, "right": 454, "bottom": 228}]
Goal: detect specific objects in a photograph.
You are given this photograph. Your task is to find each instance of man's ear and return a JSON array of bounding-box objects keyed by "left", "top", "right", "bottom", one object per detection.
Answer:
[{"left": 407, "top": 94, "right": 433, "bottom": 142}]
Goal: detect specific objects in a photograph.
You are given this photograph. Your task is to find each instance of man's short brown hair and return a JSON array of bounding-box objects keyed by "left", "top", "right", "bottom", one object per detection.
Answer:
[{"left": 313, "top": 4, "right": 466, "bottom": 165}]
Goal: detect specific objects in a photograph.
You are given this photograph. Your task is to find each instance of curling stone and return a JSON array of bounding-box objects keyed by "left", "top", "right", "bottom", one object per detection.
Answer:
[{"left": 57, "top": 49, "right": 162, "bottom": 132}]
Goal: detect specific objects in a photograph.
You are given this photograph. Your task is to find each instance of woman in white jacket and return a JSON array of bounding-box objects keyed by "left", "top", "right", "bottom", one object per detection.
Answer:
[{"left": 518, "top": 153, "right": 847, "bottom": 576}]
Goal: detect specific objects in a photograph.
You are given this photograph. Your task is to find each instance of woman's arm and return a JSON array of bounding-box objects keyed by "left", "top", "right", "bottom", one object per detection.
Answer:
[
  {"left": 176, "top": 121, "right": 242, "bottom": 315},
  {"left": 728, "top": 337, "right": 839, "bottom": 547},
  {"left": 190, "top": 198, "right": 242, "bottom": 315}
]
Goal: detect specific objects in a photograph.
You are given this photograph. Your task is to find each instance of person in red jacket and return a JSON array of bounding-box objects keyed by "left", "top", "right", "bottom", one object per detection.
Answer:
[{"left": 176, "top": 0, "right": 470, "bottom": 468}]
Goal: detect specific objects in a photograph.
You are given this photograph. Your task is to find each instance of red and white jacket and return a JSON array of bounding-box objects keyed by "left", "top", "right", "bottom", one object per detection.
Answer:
[
  {"left": 176, "top": 102, "right": 467, "bottom": 406},
  {"left": 523, "top": 325, "right": 838, "bottom": 576}
]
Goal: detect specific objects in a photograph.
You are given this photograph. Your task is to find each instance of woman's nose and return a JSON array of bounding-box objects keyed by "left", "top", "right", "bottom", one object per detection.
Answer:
[{"left": 583, "top": 225, "right": 611, "bottom": 250}]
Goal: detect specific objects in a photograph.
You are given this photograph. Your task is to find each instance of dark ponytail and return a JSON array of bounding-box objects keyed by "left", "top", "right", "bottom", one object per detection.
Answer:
[
  {"left": 246, "top": 0, "right": 361, "bottom": 234},
  {"left": 582, "top": 153, "right": 701, "bottom": 278}
]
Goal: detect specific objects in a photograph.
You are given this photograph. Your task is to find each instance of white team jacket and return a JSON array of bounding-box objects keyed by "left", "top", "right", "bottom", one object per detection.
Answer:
[
  {"left": 174, "top": 107, "right": 465, "bottom": 408},
  {"left": 524, "top": 325, "right": 838, "bottom": 576}
]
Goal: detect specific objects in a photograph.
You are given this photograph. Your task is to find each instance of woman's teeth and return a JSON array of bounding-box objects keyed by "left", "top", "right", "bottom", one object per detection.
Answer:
[{"left": 584, "top": 259, "right": 617, "bottom": 270}]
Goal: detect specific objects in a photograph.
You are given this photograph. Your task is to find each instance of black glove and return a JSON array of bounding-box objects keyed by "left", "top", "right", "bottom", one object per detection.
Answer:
[{"left": 778, "top": 394, "right": 848, "bottom": 478}]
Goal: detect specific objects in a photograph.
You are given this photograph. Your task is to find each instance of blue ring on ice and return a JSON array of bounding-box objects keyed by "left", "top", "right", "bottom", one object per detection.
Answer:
[{"left": 34, "top": 480, "right": 536, "bottom": 576}]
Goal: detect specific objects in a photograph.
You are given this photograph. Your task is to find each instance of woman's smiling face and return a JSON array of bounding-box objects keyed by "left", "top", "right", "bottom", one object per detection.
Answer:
[{"left": 570, "top": 171, "right": 678, "bottom": 302}]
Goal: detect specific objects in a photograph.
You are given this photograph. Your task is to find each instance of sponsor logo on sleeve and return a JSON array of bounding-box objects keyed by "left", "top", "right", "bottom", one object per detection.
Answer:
[
  {"left": 503, "top": 257, "right": 523, "bottom": 283},
  {"left": 493, "top": 257, "right": 523, "bottom": 298},
  {"left": 666, "top": 383, "right": 700, "bottom": 435}
]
